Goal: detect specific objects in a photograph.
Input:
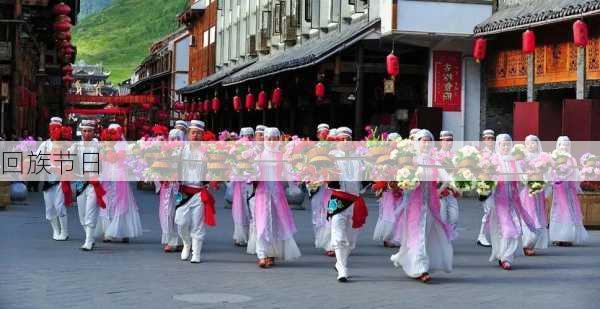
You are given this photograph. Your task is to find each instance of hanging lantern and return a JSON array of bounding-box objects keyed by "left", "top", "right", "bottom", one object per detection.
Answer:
[
  {"left": 62, "top": 75, "right": 74, "bottom": 85},
  {"left": 55, "top": 15, "right": 72, "bottom": 24},
  {"left": 211, "top": 97, "right": 221, "bottom": 113},
  {"left": 522, "top": 30, "right": 536, "bottom": 54},
  {"left": 142, "top": 103, "right": 151, "bottom": 110},
  {"left": 271, "top": 87, "right": 282, "bottom": 109},
  {"left": 473, "top": 37, "right": 487, "bottom": 63},
  {"left": 245, "top": 92, "right": 255, "bottom": 111},
  {"left": 174, "top": 101, "right": 185, "bottom": 111},
  {"left": 54, "top": 21, "right": 72, "bottom": 32},
  {"left": 54, "top": 31, "right": 71, "bottom": 41},
  {"left": 257, "top": 90, "right": 267, "bottom": 110},
  {"left": 62, "top": 64, "right": 73, "bottom": 75},
  {"left": 573, "top": 20, "right": 589, "bottom": 47},
  {"left": 203, "top": 99, "right": 211, "bottom": 113},
  {"left": 386, "top": 52, "right": 400, "bottom": 78},
  {"left": 157, "top": 110, "right": 169, "bottom": 121},
  {"left": 195, "top": 101, "right": 203, "bottom": 113},
  {"left": 315, "top": 82, "right": 326, "bottom": 99},
  {"left": 233, "top": 95, "right": 242, "bottom": 112},
  {"left": 185, "top": 102, "right": 192, "bottom": 113},
  {"left": 53, "top": 2, "right": 72, "bottom": 16}
]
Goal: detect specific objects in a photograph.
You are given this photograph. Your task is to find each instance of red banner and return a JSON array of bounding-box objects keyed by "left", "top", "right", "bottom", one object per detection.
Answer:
[{"left": 433, "top": 51, "right": 462, "bottom": 112}]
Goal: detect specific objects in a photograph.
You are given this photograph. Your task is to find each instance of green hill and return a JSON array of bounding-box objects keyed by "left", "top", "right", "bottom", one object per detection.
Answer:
[
  {"left": 73, "top": 0, "right": 188, "bottom": 83},
  {"left": 79, "top": 0, "right": 113, "bottom": 20}
]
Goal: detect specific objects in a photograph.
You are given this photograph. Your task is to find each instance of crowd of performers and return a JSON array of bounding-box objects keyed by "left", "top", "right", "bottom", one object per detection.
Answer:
[{"left": 38, "top": 116, "right": 589, "bottom": 284}]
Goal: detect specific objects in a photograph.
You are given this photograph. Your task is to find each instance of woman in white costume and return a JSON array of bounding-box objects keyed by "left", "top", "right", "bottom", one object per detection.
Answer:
[
  {"left": 248, "top": 127, "right": 301, "bottom": 268},
  {"left": 519, "top": 135, "right": 550, "bottom": 256},
  {"left": 549, "top": 136, "right": 588, "bottom": 246},
  {"left": 486, "top": 134, "right": 536, "bottom": 270},
  {"left": 390, "top": 129, "right": 454, "bottom": 283},
  {"left": 157, "top": 129, "right": 184, "bottom": 252}
]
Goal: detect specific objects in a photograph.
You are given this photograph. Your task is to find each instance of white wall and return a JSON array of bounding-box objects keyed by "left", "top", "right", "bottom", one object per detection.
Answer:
[
  {"left": 395, "top": 0, "right": 491, "bottom": 35},
  {"left": 175, "top": 36, "right": 190, "bottom": 72}
]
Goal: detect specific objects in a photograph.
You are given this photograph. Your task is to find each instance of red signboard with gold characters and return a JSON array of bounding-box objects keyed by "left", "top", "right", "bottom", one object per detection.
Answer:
[{"left": 433, "top": 51, "right": 462, "bottom": 112}]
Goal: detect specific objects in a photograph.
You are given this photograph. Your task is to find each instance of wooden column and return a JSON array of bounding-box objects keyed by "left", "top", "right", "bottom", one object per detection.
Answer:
[
  {"left": 576, "top": 46, "right": 586, "bottom": 100},
  {"left": 527, "top": 54, "right": 535, "bottom": 102},
  {"left": 354, "top": 46, "right": 364, "bottom": 138}
]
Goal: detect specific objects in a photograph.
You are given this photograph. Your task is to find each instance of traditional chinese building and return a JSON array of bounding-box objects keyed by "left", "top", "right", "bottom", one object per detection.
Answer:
[
  {"left": 178, "top": 0, "right": 492, "bottom": 139},
  {"left": 129, "top": 27, "right": 190, "bottom": 126},
  {"left": 475, "top": 0, "right": 600, "bottom": 141},
  {"left": 71, "top": 60, "right": 119, "bottom": 96},
  {"left": 0, "top": 0, "right": 80, "bottom": 138}
]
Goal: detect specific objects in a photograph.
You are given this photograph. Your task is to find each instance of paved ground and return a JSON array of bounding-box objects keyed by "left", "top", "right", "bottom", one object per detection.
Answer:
[{"left": 1, "top": 188, "right": 599, "bottom": 309}]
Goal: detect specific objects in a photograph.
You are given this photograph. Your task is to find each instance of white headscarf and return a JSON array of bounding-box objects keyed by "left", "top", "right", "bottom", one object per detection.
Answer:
[
  {"left": 495, "top": 134, "right": 513, "bottom": 157},
  {"left": 556, "top": 136, "right": 572, "bottom": 153},
  {"left": 525, "top": 135, "right": 543, "bottom": 159},
  {"left": 168, "top": 129, "right": 184, "bottom": 141}
]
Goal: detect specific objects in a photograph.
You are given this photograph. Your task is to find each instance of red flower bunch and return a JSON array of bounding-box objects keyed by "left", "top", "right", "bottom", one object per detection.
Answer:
[
  {"left": 152, "top": 124, "right": 169, "bottom": 138},
  {"left": 202, "top": 130, "right": 217, "bottom": 141},
  {"left": 100, "top": 128, "right": 122, "bottom": 141},
  {"left": 49, "top": 125, "right": 63, "bottom": 141},
  {"left": 61, "top": 126, "right": 73, "bottom": 141}
]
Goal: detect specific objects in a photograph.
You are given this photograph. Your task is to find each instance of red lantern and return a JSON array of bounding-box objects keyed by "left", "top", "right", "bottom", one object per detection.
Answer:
[
  {"left": 211, "top": 97, "right": 221, "bottom": 113},
  {"left": 185, "top": 102, "right": 192, "bottom": 113},
  {"left": 257, "top": 90, "right": 267, "bottom": 110},
  {"left": 522, "top": 30, "right": 536, "bottom": 54},
  {"left": 233, "top": 96, "right": 242, "bottom": 112},
  {"left": 245, "top": 92, "right": 255, "bottom": 111},
  {"left": 55, "top": 31, "right": 71, "bottom": 41},
  {"left": 473, "top": 37, "right": 487, "bottom": 63},
  {"left": 271, "top": 87, "right": 282, "bottom": 109},
  {"left": 53, "top": 2, "right": 72, "bottom": 16},
  {"left": 157, "top": 110, "right": 169, "bottom": 121},
  {"left": 573, "top": 20, "right": 589, "bottom": 47},
  {"left": 62, "top": 75, "right": 74, "bottom": 84},
  {"left": 55, "top": 15, "right": 72, "bottom": 24},
  {"left": 315, "top": 82, "right": 325, "bottom": 99},
  {"left": 386, "top": 53, "right": 400, "bottom": 78},
  {"left": 203, "top": 99, "right": 211, "bottom": 113},
  {"left": 195, "top": 101, "right": 203, "bottom": 113},
  {"left": 62, "top": 64, "right": 73, "bottom": 75},
  {"left": 54, "top": 21, "right": 72, "bottom": 32},
  {"left": 174, "top": 101, "right": 184, "bottom": 111},
  {"left": 142, "top": 103, "right": 151, "bottom": 110}
]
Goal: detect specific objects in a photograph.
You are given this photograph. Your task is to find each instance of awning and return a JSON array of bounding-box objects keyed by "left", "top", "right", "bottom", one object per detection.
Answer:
[
  {"left": 178, "top": 60, "right": 257, "bottom": 95},
  {"left": 129, "top": 71, "right": 171, "bottom": 90},
  {"left": 474, "top": 0, "right": 600, "bottom": 36},
  {"left": 222, "top": 18, "right": 381, "bottom": 86}
]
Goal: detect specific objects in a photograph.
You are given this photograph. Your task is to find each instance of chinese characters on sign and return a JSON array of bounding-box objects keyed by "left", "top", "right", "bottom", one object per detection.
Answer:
[
  {"left": 1, "top": 151, "right": 100, "bottom": 176},
  {"left": 433, "top": 51, "right": 462, "bottom": 112}
]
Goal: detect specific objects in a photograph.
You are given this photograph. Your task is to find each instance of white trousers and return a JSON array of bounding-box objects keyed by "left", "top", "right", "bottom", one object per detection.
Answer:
[
  {"left": 330, "top": 206, "right": 357, "bottom": 251},
  {"left": 43, "top": 184, "right": 66, "bottom": 221},
  {"left": 175, "top": 194, "right": 206, "bottom": 242},
  {"left": 77, "top": 184, "right": 99, "bottom": 229}
]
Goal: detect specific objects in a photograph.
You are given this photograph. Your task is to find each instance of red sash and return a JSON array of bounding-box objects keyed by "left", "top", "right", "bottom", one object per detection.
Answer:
[
  {"left": 60, "top": 182, "right": 73, "bottom": 206},
  {"left": 182, "top": 185, "right": 217, "bottom": 227},
  {"left": 330, "top": 190, "right": 368, "bottom": 229},
  {"left": 89, "top": 181, "right": 106, "bottom": 209}
]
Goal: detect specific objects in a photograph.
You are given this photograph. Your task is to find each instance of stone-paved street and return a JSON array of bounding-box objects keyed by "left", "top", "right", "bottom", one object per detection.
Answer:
[{"left": 1, "top": 189, "right": 599, "bottom": 309}]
